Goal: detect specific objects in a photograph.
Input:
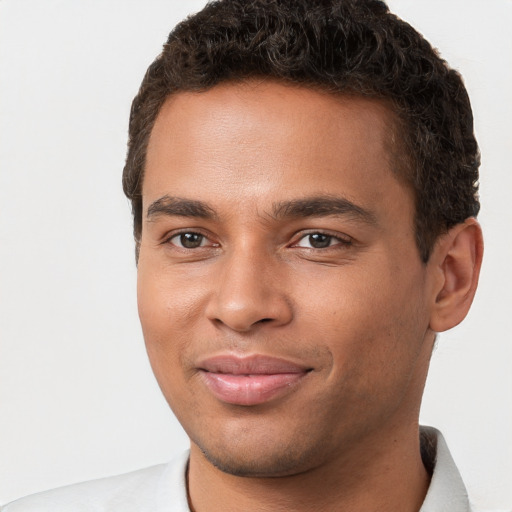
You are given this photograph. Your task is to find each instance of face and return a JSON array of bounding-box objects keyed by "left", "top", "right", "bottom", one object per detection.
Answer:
[{"left": 137, "top": 81, "right": 436, "bottom": 477}]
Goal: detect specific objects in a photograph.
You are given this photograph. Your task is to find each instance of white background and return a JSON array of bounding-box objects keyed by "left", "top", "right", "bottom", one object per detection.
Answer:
[{"left": 0, "top": 0, "right": 511, "bottom": 509}]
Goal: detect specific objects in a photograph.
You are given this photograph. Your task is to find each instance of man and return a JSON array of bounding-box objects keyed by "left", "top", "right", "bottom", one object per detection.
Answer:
[{"left": 2, "top": 0, "right": 489, "bottom": 510}]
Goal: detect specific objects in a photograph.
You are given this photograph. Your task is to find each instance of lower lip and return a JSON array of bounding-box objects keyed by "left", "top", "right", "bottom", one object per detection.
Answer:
[{"left": 200, "top": 371, "right": 308, "bottom": 406}]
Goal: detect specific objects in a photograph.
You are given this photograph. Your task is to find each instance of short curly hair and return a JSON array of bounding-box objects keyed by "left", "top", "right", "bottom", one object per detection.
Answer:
[{"left": 123, "top": 0, "right": 480, "bottom": 262}]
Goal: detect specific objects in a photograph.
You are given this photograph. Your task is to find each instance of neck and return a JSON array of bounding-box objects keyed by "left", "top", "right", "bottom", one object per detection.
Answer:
[{"left": 187, "top": 422, "right": 430, "bottom": 512}]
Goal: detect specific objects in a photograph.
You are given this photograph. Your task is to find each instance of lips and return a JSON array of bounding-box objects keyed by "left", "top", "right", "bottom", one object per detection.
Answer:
[{"left": 197, "top": 354, "right": 312, "bottom": 406}]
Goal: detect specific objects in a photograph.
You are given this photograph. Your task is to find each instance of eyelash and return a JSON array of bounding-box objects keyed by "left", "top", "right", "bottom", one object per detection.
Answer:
[
  {"left": 163, "top": 230, "right": 352, "bottom": 251},
  {"left": 291, "top": 231, "right": 353, "bottom": 250},
  {"left": 163, "top": 230, "right": 217, "bottom": 249}
]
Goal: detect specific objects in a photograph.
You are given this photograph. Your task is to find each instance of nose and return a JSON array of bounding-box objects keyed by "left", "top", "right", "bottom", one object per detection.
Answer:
[{"left": 205, "top": 248, "right": 293, "bottom": 332}]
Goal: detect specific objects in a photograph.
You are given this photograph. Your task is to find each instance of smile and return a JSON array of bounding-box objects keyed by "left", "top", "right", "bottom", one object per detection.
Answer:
[{"left": 197, "top": 354, "right": 312, "bottom": 406}]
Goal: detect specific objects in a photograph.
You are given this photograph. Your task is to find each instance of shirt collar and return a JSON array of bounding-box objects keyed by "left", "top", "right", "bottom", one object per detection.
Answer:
[
  {"left": 419, "top": 426, "right": 471, "bottom": 512},
  {"left": 160, "top": 427, "right": 471, "bottom": 512}
]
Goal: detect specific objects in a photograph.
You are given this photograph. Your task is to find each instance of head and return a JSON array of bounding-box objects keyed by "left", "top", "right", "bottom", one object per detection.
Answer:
[{"left": 124, "top": 0, "right": 483, "bottom": 479}]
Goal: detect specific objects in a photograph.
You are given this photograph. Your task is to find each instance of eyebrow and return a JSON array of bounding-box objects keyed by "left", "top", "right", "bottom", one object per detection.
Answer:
[
  {"left": 145, "top": 194, "right": 377, "bottom": 226},
  {"left": 271, "top": 196, "right": 377, "bottom": 225},
  {"left": 146, "top": 196, "right": 216, "bottom": 220}
]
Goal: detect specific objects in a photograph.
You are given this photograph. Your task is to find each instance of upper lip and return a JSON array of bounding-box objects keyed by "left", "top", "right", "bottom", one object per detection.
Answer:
[{"left": 197, "top": 354, "right": 312, "bottom": 375}]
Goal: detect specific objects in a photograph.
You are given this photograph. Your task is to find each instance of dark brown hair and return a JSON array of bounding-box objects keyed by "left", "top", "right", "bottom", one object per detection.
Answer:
[{"left": 123, "top": 0, "right": 480, "bottom": 262}]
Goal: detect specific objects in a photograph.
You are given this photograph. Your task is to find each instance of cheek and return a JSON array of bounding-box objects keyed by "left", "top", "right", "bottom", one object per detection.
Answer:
[
  {"left": 136, "top": 260, "right": 204, "bottom": 391},
  {"left": 137, "top": 255, "right": 206, "bottom": 332},
  {"left": 300, "top": 261, "right": 429, "bottom": 381}
]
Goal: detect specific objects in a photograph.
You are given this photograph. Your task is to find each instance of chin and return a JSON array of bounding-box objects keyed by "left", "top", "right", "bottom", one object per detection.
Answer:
[{"left": 194, "top": 432, "right": 327, "bottom": 478}]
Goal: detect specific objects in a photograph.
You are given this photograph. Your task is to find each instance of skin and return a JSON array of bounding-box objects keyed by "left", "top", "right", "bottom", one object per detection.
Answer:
[{"left": 137, "top": 81, "right": 483, "bottom": 511}]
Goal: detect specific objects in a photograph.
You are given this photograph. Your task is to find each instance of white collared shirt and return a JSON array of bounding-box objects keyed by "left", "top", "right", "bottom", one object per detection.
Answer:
[{"left": 1, "top": 427, "right": 494, "bottom": 511}]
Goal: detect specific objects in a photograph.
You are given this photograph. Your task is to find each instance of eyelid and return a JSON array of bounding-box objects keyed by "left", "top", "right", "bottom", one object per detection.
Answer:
[
  {"left": 290, "top": 230, "right": 353, "bottom": 248},
  {"left": 162, "top": 228, "right": 219, "bottom": 248},
  {"left": 160, "top": 228, "right": 352, "bottom": 250}
]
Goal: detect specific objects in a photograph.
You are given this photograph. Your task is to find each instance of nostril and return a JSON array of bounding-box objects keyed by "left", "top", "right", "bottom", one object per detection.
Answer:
[{"left": 257, "top": 318, "right": 273, "bottom": 324}]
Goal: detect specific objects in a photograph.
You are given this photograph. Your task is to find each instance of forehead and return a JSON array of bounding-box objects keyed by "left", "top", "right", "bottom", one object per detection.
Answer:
[
  {"left": 148, "top": 81, "right": 398, "bottom": 159},
  {"left": 143, "top": 80, "right": 409, "bottom": 220}
]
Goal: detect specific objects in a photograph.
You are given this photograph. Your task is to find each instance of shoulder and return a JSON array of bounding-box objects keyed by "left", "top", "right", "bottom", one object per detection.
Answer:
[
  {"left": 471, "top": 509, "right": 511, "bottom": 512},
  {"left": 1, "top": 452, "right": 190, "bottom": 512},
  {"left": 1, "top": 464, "right": 167, "bottom": 512}
]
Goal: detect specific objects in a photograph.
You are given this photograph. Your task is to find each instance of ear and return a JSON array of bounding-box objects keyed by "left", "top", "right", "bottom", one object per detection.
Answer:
[{"left": 428, "top": 218, "right": 483, "bottom": 333}]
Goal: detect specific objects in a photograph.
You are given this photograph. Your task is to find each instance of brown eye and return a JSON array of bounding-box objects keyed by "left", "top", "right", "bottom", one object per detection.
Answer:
[
  {"left": 307, "top": 233, "right": 332, "bottom": 248},
  {"left": 294, "top": 232, "right": 352, "bottom": 249},
  {"left": 170, "top": 232, "right": 206, "bottom": 249},
  {"left": 295, "top": 233, "right": 335, "bottom": 248}
]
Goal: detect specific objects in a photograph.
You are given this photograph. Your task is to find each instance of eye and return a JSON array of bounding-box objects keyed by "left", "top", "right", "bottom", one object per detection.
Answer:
[
  {"left": 294, "top": 232, "right": 351, "bottom": 249},
  {"left": 168, "top": 232, "right": 209, "bottom": 249}
]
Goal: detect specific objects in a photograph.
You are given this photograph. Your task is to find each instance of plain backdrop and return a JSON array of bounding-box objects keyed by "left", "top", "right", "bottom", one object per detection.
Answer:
[{"left": 0, "top": 0, "right": 511, "bottom": 509}]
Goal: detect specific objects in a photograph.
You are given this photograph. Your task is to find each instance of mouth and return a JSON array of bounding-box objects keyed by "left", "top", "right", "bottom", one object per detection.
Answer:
[{"left": 197, "top": 354, "right": 313, "bottom": 406}]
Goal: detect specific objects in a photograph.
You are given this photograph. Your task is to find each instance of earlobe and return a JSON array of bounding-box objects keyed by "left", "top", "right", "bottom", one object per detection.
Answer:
[{"left": 429, "top": 218, "right": 483, "bottom": 333}]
